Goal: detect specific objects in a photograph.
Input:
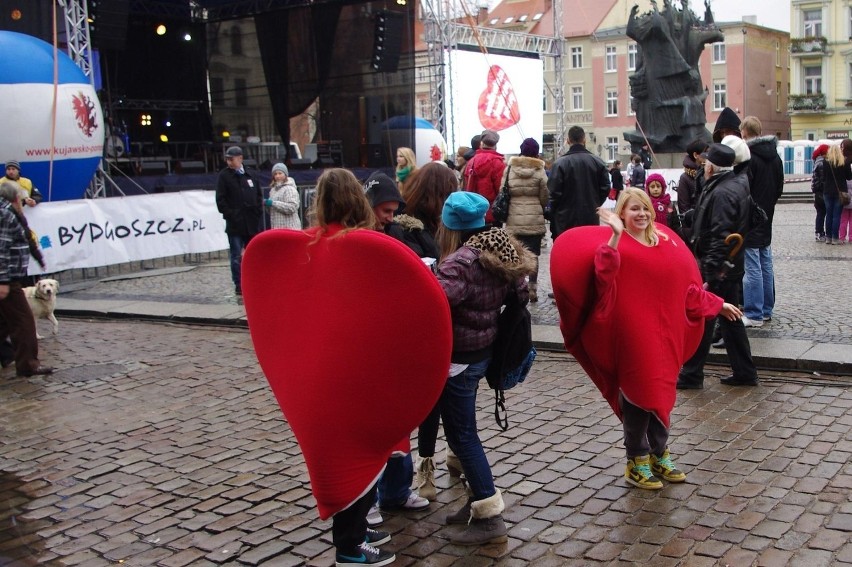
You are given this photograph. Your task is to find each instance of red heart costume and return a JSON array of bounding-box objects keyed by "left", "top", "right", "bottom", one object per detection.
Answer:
[
  {"left": 242, "top": 225, "right": 452, "bottom": 519},
  {"left": 550, "top": 225, "right": 722, "bottom": 428}
]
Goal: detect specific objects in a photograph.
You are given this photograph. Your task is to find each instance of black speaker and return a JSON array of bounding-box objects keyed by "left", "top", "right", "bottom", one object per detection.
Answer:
[
  {"left": 88, "top": 0, "right": 130, "bottom": 51},
  {"left": 0, "top": 0, "right": 52, "bottom": 42},
  {"left": 371, "top": 10, "right": 403, "bottom": 73}
]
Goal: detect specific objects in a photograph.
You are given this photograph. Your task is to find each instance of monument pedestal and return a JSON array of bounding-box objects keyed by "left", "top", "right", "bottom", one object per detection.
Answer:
[{"left": 649, "top": 152, "right": 683, "bottom": 169}]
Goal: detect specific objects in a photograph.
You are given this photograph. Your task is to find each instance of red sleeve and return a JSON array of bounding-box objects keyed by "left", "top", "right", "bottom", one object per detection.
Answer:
[
  {"left": 685, "top": 282, "right": 724, "bottom": 320},
  {"left": 593, "top": 244, "right": 620, "bottom": 318}
]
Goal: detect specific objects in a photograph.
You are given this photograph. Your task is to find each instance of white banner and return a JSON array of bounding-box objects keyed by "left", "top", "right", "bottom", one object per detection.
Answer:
[{"left": 24, "top": 191, "right": 228, "bottom": 274}]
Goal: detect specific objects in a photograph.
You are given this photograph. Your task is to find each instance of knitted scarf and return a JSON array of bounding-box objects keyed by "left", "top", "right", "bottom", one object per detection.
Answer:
[{"left": 396, "top": 166, "right": 412, "bottom": 184}]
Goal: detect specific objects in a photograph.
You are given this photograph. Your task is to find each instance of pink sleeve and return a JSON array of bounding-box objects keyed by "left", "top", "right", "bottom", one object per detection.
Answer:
[
  {"left": 593, "top": 244, "right": 620, "bottom": 318},
  {"left": 685, "top": 283, "right": 724, "bottom": 320}
]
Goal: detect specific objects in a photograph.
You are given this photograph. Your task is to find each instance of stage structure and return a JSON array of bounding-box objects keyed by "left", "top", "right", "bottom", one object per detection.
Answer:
[{"left": 420, "top": 0, "right": 566, "bottom": 154}]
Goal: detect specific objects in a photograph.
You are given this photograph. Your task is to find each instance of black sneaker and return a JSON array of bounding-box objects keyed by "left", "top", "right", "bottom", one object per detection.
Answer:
[
  {"left": 365, "top": 528, "right": 390, "bottom": 546},
  {"left": 235, "top": 286, "right": 243, "bottom": 296},
  {"left": 335, "top": 542, "right": 395, "bottom": 566},
  {"left": 720, "top": 375, "right": 758, "bottom": 387}
]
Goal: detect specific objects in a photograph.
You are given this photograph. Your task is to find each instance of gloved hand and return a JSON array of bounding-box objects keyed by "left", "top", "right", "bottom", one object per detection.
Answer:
[{"left": 264, "top": 198, "right": 273, "bottom": 206}]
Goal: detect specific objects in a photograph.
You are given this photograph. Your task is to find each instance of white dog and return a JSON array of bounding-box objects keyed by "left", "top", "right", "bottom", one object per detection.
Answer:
[{"left": 23, "top": 279, "right": 59, "bottom": 339}]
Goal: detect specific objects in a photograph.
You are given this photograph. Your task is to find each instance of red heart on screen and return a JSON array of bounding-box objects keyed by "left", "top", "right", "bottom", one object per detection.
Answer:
[
  {"left": 478, "top": 65, "right": 521, "bottom": 131},
  {"left": 242, "top": 227, "right": 452, "bottom": 520}
]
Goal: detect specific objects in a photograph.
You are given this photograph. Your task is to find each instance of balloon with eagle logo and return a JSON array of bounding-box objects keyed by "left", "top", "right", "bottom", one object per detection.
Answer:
[{"left": 0, "top": 31, "right": 104, "bottom": 202}]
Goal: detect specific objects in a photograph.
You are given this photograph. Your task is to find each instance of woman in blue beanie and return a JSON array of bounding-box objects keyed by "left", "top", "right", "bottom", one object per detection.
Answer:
[{"left": 434, "top": 191, "right": 536, "bottom": 545}]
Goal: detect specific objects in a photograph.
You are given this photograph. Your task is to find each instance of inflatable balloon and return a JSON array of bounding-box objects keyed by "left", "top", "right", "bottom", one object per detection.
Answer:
[
  {"left": 0, "top": 31, "right": 104, "bottom": 201},
  {"left": 382, "top": 116, "right": 448, "bottom": 167}
]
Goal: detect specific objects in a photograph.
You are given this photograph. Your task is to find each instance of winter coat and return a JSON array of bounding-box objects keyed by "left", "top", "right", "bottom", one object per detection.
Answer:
[
  {"left": 502, "top": 155, "right": 548, "bottom": 237},
  {"left": 811, "top": 156, "right": 825, "bottom": 194},
  {"left": 823, "top": 158, "right": 852, "bottom": 199},
  {"left": 547, "top": 144, "right": 610, "bottom": 238},
  {"left": 437, "top": 227, "right": 536, "bottom": 362},
  {"left": 216, "top": 167, "right": 263, "bottom": 237},
  {"left": 690, "top": 169, "right": 751, "bottom": 286},
  {"left": 0, "top": 200, "right": 30, "bottom": 284},
  {"left": 630, "top": 163, "right": 646, "bottom": 187},
  {"left": 650, "top": 193, "right": 672, "bottom": 227},
  {"left": 268, "top": 178, "right": 301, "bottom": 230},
  {"left": 744, "top": 136, "right": 784, "bottom": 248},
  {"left": 384, "top": 214, "right": 439, "bottom": 259},
  {"left": 676, "top": 154, "right": 702, "bottom": 213},
  {"left": 464, "top": 148, "right": 506, "bottom": 224},
  {"left": 610, "top": 167, "right": 624, "bottom": 192}
]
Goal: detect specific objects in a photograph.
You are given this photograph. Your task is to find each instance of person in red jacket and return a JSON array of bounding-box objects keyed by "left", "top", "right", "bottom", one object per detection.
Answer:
[{"left": 464, "top": 129, "right": 505, "bottom": 226}]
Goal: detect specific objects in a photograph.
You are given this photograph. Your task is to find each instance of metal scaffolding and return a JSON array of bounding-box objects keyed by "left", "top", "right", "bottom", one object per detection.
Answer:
[{"left": 419, "top": 0, "right": 566, "bottom": 151}]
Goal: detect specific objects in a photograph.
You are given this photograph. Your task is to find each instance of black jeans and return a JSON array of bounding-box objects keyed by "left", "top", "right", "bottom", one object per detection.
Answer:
[
  {"left": 332, "top": 484, "right": 377, "bottom": 556},
  {"left": 679, "top": 275, "right": 757, "bottom": 384},
  {"left": 814, "top": 193, "right": 826, "bottom": 236},
  {"left": 619, "top": 393, "right": 668, "bottom": 458}
]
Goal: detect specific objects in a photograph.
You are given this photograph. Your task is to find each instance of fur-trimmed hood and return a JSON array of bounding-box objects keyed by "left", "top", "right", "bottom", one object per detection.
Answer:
[
  {"left": 393, "top": 213, "right": 425, "bottom": 232},
  {"left": 507, "top": 155, "right": 545, "bottom": 178},
  {"left": 464, "top": 228, "right": 537, "bottom": 282}
]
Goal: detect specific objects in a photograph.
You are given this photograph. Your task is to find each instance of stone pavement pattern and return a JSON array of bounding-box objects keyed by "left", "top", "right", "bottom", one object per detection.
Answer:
[{"left": 1, "top": 319, "right": 851, "bottom": 566}]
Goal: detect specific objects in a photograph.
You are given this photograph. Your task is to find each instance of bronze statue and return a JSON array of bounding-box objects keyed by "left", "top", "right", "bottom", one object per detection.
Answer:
[{"left": 625, "top": 0, "right": 723, "bottom": 156}]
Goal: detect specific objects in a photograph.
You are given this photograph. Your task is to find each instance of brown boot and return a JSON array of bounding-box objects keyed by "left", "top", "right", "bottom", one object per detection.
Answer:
[
  {"left": 412, "top": 456, "right": 436, "bottom": 501},
  {"left": 445, "top": 498, "right": 471, "bottom": 525},
  {"left": 449, "top": 491, "right": 507, "bottom": 545}
]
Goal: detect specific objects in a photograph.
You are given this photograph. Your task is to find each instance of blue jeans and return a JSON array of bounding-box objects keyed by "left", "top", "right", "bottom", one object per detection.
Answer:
[
  {"left": 824, "top": 194, "right": 842, "bottom": 240},
  {"left": 377, "top": 453, "right": 413, "bottom": 507},
  {"left": 227, "top": 234, "right": 250, "bottom": 289},
  {"left": 743, "top": 246, "right": 775, "bottom": 321},
  {"left": 439, "top": 358, "right": 495, "bottom": 501}
]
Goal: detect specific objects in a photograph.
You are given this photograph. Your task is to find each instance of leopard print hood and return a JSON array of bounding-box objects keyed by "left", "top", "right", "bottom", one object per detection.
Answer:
[{"left": 464, "top": 227, "right": 537, "bottom": 282}]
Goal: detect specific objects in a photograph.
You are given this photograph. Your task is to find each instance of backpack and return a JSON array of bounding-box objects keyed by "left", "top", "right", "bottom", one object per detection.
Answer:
[{"left": 485, "top": 284, "right": 537, "bottom": 431}]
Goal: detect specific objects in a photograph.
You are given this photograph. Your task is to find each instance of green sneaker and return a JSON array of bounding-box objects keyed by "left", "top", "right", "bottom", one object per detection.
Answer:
[
  {"left": 651, "top": 449, "right": 687, "bottom": 482},
  {"left": 625, "top": 455, "right": 663, "bottom": 490}
]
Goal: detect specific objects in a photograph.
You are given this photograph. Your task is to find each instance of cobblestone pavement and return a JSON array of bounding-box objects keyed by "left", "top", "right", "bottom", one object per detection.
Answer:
[
  {"left": 1, "top": 319, "right": 851, "bottom": 566},
  {"left": 61, "top": 203, "right": 852, "bottom": 345}
]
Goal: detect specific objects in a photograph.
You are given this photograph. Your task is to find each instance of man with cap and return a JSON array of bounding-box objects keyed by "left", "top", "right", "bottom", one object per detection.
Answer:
[
  {"left": 215, "top": 146, "right": 263, "bottom": 296},
  {"left": 464, "top": 130, "right": 505, "bottom": 226},
  {"left": 677, "top": 143, "right": 759, "bottom": 389},
  {"left": 1, "top": 161, "right": 42, "bottom": 207},
  {"left": 365, "top": 171, "right": 439, "bottom": 261},
  {"left": 547, "top": 125, "right": 610, "bottom": 239}
]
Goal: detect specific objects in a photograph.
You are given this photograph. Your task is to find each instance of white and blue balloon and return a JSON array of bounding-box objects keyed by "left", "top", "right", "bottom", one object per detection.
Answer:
[{"left": 0, "top": 31, "right": 104, "bottom": 202}]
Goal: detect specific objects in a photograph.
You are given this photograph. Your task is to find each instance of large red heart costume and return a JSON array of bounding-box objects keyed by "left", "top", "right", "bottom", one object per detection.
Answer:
[
  {"left": 550, "top": 225, "right": 721, "bottom": 428},
  {"left": 242, "top": 226, "right": 452, "bottom": 519}
]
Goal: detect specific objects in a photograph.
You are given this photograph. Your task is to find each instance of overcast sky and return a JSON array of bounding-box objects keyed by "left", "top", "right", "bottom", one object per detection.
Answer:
[{"left": 707, "top": 0, "right": 791, "bottom": 32}]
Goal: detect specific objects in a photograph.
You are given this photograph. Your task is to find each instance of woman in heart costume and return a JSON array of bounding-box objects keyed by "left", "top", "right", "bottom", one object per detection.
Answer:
[
  {"left": 550, "top": 187, "right": 741, "bottom": 490},
  {"left": 241, "top": 169, "right": 452, "bottom": 566}
]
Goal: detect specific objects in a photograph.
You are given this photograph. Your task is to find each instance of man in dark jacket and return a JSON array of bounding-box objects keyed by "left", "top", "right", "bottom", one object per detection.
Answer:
[
  {"left": 216, "top": 146, "right": 263, "bottom": 296},
  {"left": 464, "top": 130, "right": 505, "bottom": 226},
  {"left": 677, "top": 144, "right": 758, "bottom": 389},
  {"left": 547, "top": 126, "right": 610, "bottom": 239},
  {"left": 740, "top": 116, "right": 784, "bottom": 327}
]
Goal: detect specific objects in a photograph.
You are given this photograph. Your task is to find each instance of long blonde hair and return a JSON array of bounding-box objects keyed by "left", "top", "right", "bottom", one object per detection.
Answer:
[
  {"left": 826, "top": 143, "right": 846, "bottom": 168},
  {"left": 312, "top": 168, "right": 375, "bottom": 238},
  {"left": 396, "top": 147, "right": 416, "bottom": 171},
  {"left": 614, "top": 187, "right": 666, "bottom": 246}
]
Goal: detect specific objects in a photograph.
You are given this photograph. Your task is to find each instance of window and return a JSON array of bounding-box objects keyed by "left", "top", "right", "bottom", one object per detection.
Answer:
[
  {"left": 234, "top": 78, "right": 247, "bottom": 107},
  {"left": 210, "top": 77, "right": 225, "bottom": 106},
  {"left": 533, "top": 13, "right": 543, "bottom": 21},
  {"left": 230, "top": 26, "right": 242, "bottom": 55},
  {"left": 777, "top": 80, "right": 782, "bottom": 112},
  {"left": 804, "top": 130, "right": 816, "bottom": 141},
  {"left": 628, "top": 93, "right": 635, "bottom": 116},
  {"left": 775, "top": 40, "right": 781, "bottom": 67},
  {"left": 606, "top": 136, "right": 619, "bottom": 161},
  {"left": 503, "top": 16, "right": 514, "bottom": 24},
  {"left": 803, "top": 9, "right": 822, "bottom": 37},
  {"left": 605, "top": 45, "right": 617, "bottom": 72},
  {"left": 849, "top": 7, "right": 852, "bottom": 39},
  {"left": 713, "top": 43, "right": 726, "bottom": 63},
  {"left": 713, "top": 81, "right": 726, "bottom": 110},
  {"left": 417, "top": 97, "right": 429, "bottom": 118},
  {"left": 518, "top": 14, "right": 527, "bottom": 22},
  {"left": 627, "top": 43, "right": 637, "bottom": 71},
  {"left": 571, "top": 86, "right": 584, "bottom": 110},
  {"left": 571, "top": 46, "right": 583, "bottom": 69},
  {"left": 804, "top": 64, "right": 822, "bottom": 94},
  {"left": 606, "top": 89, "right": 618, "bottom": 116},
  {"left": 489, "top": 18, "right": 499, "bottom": 25}
]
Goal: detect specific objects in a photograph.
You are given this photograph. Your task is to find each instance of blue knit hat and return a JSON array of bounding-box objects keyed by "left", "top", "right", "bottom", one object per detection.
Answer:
[{"left": 442, "top": 191, "right": 489, "bottom": 230}]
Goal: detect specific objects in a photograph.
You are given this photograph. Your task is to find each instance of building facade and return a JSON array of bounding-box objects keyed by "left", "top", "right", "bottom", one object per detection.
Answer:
[{"left": 789, "top": 0, "right": 852, "bottom": 140}]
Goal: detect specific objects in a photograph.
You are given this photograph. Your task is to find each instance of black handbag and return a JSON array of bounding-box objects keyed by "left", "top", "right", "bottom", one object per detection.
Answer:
[{"left": 490, "top": 166, "right": 511, "bottom": 225}]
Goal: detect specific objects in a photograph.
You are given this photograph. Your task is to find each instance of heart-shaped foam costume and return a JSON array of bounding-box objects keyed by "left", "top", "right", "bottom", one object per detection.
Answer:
[
  {"left": 243, "top": 225, "right": 452, "bottom": 519},
  {"left": 550, "top": 225, "right": 721, "bottom": 428},
  {"left": 478, "top": 65, "right": 520, "bottom": 131}
]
